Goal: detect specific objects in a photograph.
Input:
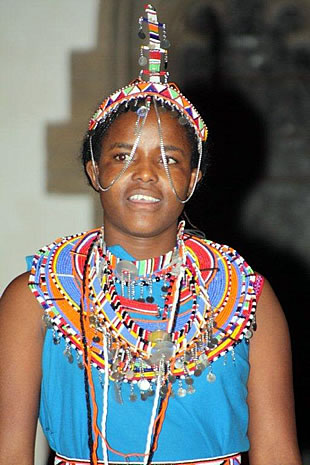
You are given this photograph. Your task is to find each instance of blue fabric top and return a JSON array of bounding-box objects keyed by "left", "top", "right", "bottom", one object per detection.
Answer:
[{"left": 29, "top": 243, "right": 251, "bottom": 462}]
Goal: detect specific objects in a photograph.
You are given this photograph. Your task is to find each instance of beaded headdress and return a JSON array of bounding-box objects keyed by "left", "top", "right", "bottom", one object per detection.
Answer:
[{"left": 88, "top": 4, "right": 208, "bottom": 203}]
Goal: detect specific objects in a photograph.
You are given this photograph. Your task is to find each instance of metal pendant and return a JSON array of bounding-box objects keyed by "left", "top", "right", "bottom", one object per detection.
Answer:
[
  {"left": 207, "top": 372, "right": 216, "bottom": 383},
  {"left": 174, "top": 358, "right": 184, "bottom": 369},
  {"left": 138, "top": 378, "right": 151, "bottom": 391},
  {"left": 194, "top": 363, "right": 205, "bottom": 377},
  {"left": 115, "top": 260, "right": 138, "bottom": 279},
  {"left": 187, "top": 385, "right": 196, "bottom": 395},
  {"left": 177, "top": 387, "right": 187, "bottom": 397},
  {"left": 150, "top": 340, "right": 174, "bottom": 364}
]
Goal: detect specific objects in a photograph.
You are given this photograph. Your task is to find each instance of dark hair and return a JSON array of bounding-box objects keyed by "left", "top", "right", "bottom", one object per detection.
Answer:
[{"left": 81, "top": 97, "right": 209, "bottom": 191}]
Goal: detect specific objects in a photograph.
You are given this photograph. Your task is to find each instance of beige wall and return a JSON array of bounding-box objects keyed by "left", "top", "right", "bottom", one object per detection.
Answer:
[
  {"left": 0, "top": 0, "right": 99, "bottom": 295},
  {"left": 1, "top": 1, "right": 99, "bottom": 462}
]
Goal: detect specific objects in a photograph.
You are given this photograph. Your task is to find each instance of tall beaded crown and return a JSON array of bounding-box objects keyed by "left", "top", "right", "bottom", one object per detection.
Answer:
[{"left": 88, "top": 4, "right": 208, "bottom": 143}]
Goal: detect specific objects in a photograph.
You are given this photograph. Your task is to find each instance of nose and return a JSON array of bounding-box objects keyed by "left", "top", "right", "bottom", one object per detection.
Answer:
[{"left": 131, "top": 154, "right": 159, "bottom": 183}]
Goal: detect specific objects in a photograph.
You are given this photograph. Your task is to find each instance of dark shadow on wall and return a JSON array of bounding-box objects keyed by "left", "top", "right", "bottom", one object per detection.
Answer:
[{"left": 182, "top": 4, "right": 310, "bottom": 454}]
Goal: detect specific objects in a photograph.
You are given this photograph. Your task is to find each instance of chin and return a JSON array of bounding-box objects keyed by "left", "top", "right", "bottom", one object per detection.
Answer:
[{"left": 125, "top": 219, "right": 177, "bottom": 239}]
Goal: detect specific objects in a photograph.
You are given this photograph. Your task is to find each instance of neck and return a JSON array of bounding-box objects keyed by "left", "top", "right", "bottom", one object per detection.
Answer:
[{"left": 103, "top": 223, "right": 179, "bottom": 260}]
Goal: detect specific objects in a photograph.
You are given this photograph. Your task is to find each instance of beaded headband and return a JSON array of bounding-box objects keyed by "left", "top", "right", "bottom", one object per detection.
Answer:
[{"left": 88, "top": 4, "right": 208, "bottom": 143}]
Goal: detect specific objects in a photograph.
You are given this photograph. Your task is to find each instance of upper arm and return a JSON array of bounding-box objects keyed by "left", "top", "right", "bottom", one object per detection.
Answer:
[
  {"left": 0, "top": 272, "right": 44, "bottom": 465},
  {"left": 247, "top": 279, "right": 302, "bottom": 465}
]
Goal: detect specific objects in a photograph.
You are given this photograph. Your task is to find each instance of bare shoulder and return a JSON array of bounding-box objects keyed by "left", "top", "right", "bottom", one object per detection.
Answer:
[
  {"left": 247, "top": 278, "right": 302, "bottom": 465},
  {"left": 253, "top": 277, "right": 289, "bottom": 340},
  {"left": 0, "top": 271, "right": 44, "bottom": 336},
  {"left": 0, "top": 274, "right": 45, "bottom": 462},
  {"left": 1, "top": 271, "right": 33, "bottom": 299}
]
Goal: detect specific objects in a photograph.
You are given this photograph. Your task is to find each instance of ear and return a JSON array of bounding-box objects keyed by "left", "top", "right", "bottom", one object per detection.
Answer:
[
  {"left": 86, "top": 160, "right": 100, "bottom": 192},
  {"left": 188, "top": 168, "right": 202, "bottom": 194}
]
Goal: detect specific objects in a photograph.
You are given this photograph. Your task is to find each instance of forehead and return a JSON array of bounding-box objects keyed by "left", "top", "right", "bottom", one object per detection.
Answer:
[{"left": 102, "top": 107, "right": 192, "bottom": 151}]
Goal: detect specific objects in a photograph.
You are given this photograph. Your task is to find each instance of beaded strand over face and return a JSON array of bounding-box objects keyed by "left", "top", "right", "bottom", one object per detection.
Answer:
[{"left": 153, "top": 98, "right": 203, "bottom": 203}]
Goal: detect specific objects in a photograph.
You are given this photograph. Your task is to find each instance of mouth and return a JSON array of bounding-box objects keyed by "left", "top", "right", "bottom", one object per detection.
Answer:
[{"left": 128, "top": 194, "right": 161, "bottom": 204}]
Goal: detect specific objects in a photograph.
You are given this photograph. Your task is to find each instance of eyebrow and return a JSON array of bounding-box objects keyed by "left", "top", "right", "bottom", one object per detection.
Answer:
[
  {"left": 107, "top": 142, "right": 185, "bottom": 156},
  {"left": 107, "top": 142, "right": 133, "bottom": 150}
]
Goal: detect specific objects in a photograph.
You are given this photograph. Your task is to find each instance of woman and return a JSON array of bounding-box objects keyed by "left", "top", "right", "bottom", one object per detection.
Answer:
[{"left": 0, "top": 5, "right": 302, "bottom": 465}]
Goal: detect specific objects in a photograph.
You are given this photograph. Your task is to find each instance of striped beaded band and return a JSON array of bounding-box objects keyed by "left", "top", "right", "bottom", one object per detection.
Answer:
[
  {"left": 88, "top": 80, "right": 208, "bottom": 143},
  {"left": 54, "top": 452, "right": 241, "bottom": 465}
]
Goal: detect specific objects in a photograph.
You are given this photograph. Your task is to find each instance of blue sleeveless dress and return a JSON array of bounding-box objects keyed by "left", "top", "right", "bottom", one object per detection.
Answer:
[{"left": 28, "top": 230, "right": 262, "bottom": 463}]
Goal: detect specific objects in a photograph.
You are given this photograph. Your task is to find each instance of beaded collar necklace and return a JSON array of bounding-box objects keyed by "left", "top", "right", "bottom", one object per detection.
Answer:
[{"left": 30, "top": 225, "right": 258, "bottom": 465}]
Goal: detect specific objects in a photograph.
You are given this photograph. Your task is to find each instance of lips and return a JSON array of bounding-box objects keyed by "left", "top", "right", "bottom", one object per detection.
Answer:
[{"left": 128, "top": 194, "right": 160, "bottom": 203}]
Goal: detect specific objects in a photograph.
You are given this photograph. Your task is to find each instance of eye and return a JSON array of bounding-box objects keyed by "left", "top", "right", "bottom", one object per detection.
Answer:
[
  {"left": 113, "top": 153, "right": 131, "bottom": 162},
  {"left": 159, "top": 156, "right": 177, "bottom": 165}
]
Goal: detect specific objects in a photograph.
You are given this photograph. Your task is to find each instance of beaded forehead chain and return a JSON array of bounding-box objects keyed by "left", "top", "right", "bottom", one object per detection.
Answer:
[{"left": 89, "top": 4, "right": 208, "bottom": 203}]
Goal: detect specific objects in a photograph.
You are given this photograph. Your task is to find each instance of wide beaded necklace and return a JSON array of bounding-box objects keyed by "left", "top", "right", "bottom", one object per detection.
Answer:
[
  {"left": 29, "top": 224, "right": 258, "bottom": 465},
  {"left": 30, "top": 222, "right": 257, "bottom": 401}
]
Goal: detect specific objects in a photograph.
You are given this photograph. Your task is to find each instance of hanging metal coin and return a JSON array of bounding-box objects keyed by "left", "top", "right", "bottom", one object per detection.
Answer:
[
  {"left": 185, "top": 351, "right": 192, "bottom": 362},
  {"left": 138, "top": 378, "right": 151, "bottom": 391},
  {"left": 177, "top": 387, "right": 187, "bottom": 397},
  {"left": 185, "top": 376, "right": 194, "bottom": 385},
  {"left": 149, "top": 330, "right": 170, "bottom": 343},
  {"left": 125, "top": 369, "right": 135, "bottom": 380},
  {"left": 174, "top": 358, "right": 184, "bottom": 369},
  {"left": 43, "top": 314, "right": 53, "bottom": 329},
  {"left": 194, "top": 363, "right": 205, "bottom": 377},
  {"left": 161, "top": 39, "right": 171, "bottom": 49},
  {"left": 129, "top": 393, "right": 137, "bottom": 402},
  {"left": 207, "top": 372, "right": 216, "bottom": 383},
  {"left": 65, "top": 352, "right": 73, "bottom": 364},
  {"left": 115, "top": 260, "right": 139, "bottom": 279},
  {"left": 112, "top": 371, "right": 123, "bottom": 381},
  {"left": 199, "top": 353, "right": 208, "bottom": 365},
  {"left": 150, "top": 340, "right": 174, "bottom": 364},
  {"left": 187, "top": 385, "right": 196, "bottom": 395},
  {"left": 136, "top": 105, "right": 149, "bottom": 118},
  {"left": 138, "top": 55, "right": 147, "bottom": 66}
]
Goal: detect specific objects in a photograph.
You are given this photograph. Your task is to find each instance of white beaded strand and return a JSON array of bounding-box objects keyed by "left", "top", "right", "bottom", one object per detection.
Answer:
[
  {"left": 143, "top": 361, "right": 162, "bottom": 465},
  {"left": 101, "top": 327, "right": 110, "bottom": 465}
]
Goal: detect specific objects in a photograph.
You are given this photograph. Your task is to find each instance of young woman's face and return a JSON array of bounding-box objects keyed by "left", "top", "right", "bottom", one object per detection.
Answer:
[{"left": 87, "top": 107, "right": 200, "bottom": 241}]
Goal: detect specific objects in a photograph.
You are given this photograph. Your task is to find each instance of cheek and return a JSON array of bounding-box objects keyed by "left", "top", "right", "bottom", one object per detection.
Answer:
[{"left": 169, "top": 167, "right": 193, "bottom": 190}]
